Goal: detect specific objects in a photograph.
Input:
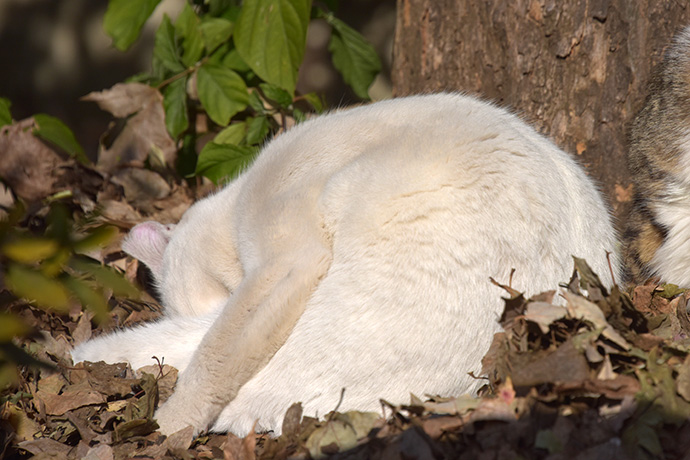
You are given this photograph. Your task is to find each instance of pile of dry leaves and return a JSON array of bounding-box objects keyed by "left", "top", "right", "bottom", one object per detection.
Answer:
[{"left": 3, "top": 102, "right": 690, "bottom": 459}]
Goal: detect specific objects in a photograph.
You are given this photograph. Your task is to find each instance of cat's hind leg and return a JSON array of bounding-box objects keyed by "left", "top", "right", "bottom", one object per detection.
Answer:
[{"left": 152, "top": 239, "right": 333, "bottom": 435}]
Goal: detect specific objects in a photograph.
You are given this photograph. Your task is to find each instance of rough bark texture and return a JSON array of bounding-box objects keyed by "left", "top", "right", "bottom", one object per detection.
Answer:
[{"left": 392, "top": 0, "right": 690, "bottom": 226}]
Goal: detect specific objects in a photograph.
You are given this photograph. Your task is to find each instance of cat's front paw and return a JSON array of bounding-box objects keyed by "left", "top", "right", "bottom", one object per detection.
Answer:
[{"left": 154, "top": 391, "right": 208, "bottom": 436}]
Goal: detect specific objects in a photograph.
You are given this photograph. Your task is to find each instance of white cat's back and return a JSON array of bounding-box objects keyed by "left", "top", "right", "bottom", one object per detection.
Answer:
[{"left": 209, "top": 94, "right": 618, "bottom": 435}]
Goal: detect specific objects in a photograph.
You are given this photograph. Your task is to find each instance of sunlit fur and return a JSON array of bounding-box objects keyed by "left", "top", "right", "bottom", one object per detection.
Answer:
[{"left": 73, "top": 93, "right": 619, "bottom": 436}]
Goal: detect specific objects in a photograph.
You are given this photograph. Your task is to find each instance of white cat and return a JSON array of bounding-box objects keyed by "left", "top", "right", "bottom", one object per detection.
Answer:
[{"left": 72, "top": 93, "right": 619, "bottom": 436}]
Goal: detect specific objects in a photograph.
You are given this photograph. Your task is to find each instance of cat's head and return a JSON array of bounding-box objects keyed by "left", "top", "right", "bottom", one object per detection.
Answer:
[
  {"left": 122, "top": 221, "right": 176, "bottom": 280},
  {"left": 122, "top": 202, "right": 239, "bottom": 316}
]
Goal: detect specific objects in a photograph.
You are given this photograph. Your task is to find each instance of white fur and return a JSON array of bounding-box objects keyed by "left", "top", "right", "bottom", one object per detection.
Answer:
[{"left": 72, "top": 93, "right": 619, "bottom": 436}]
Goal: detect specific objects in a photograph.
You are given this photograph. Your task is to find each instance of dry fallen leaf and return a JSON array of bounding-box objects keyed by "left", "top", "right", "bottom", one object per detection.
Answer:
[
  {"left": 564, "top": 291, "right": 631, "bottom": 350},
  {"left": 34, "top": 384, "right": 106, "bottom": 416},
  {"left": 305, "top": 411, "right": 380, "bottom": 459},
  {"left": 83, "top": 83, "right": 176, "bottom": 173},
  {"left": 524, "top": 301, "right": 567, "bottom": 333},
  {"left": 0, "top": 118, "right": 65, "bottom": 202},
  {"left": 224, "top": 429, "right": 257, "bottom": 460}
]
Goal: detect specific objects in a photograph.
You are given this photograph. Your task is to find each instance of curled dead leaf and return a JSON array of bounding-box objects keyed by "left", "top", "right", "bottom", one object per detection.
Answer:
[
  {"left": 224, "top": 429, "right": 257, "bottom": 460},
  {"left": 0, "top": 118, "right": 64, "bottom": 201},
  {"left": 83, "top": 83, "right": 176, "bottom": 173}
]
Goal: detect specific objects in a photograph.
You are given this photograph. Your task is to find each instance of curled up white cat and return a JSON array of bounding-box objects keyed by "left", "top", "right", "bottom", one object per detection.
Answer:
[{"left": 71, "top": 93, "right": 620, "bottom": 436}]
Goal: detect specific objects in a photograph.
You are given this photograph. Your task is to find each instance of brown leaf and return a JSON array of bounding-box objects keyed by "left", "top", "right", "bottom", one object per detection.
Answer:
[
  {"left": 629, "top": 332, "right": 666, "bottom": 351},
  {"left": 523, "top": 301, "right": 567, "bottom": 334},
  {"left": 556, "top": 375, "right": 640, "bottom": 399},
  {"left": 596, "top": 355, "right": 616, "bottom": 380},
  {"left": 420, "top": 415, "right": 465, "bottom": 439},
  {"left": 0, "top": 118, "right": 64, "bottom": 201},
  {"left": 66, "top": 411, "right": 98, "bottom": 443},
  {"left": 631, "top": 283, "right": 657, "bottom": 314},
  {"left": 164, "top": 425, "right": 195, "bottom": 451},
  {"left": 35, "top": 386, "right": 106, "bottom": 415},
  {"left": 83, "top": 83, "right": 159, "bottom": 118},
  {"left": 37, "top": 371, "right": 67, "bottom": 395},
  {"left": 672, "top": 293, "right": 690, "bottom": 336},
  {"left": 82, "top": 361, "right": 136, "bottom": 397},
  {"left": 224, "top": 430, "right": 257, "bottom": 460},
  {"left": 467, "top": 397, "right": 517, "bottom": 424},
  {"left": 509, "top": 339, "right": 589, "bottom": 387},
  {"left": 480, "top": 332, "right": 510, "bottom": 384},
  {"left": 281, "top": 402, "right": 303, "bottom": 438},
  {"left": 564, "top": 291, "right": 630, "bottom": 350},
  {"left": 1, "top": 402, "right": 42, "bottom": 442},
  {"left": 136, "top": 364, "right": 178, "bottom": 403},
  {"left": 71, "top": 310, "right": 93, "bottom": 346},
  {"left": 98, "top": 199, "right": 143, "bottom": 225},
  {"left": 126, "top": 372, "right": 158, "bottom": 421},
  {"left": 676, "top": 355, "right": 690, "bottom": 402},
  {"left": 111, "top": 168, "right": 172, "bottom": 205},
  {"left": 17, "top": 437, "right": 72, "bottom": 456},
  {"left": 83, "top": 83, "right": 176, "bottom": 173},
  {"left": 82, "top": 443, "right": 114, "bottom": 460},
  {"left": 38, "top": 331, "right": 73, "bottom": 364},
  {"left": 113, "top": 418, "right": 159, "bottom": 442},
  {"left": 422, "top": 394, "right": 480, "bottom": 416}
]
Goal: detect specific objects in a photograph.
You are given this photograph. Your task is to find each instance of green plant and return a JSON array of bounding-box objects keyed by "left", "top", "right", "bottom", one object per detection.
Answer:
[
  {"left": 0, "top": 199, "right": 138, "bottom": 388},
  {"left": 102, "top": 0, "right": 382, "bottom": 183}
]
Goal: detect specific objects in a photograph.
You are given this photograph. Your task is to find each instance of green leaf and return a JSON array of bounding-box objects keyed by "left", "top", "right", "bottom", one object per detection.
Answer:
[
  {"left": 40, "top": 248, "right": 71, "bottom": 278},
  {"left": 293, "top": 107, "right": 306, "bottom": 123},
  {"left": 246, "top": 115, "right": 271, "bottom": 145},
  {"left": 70, "top": 258, "right": 138, "bottom": 298},
  {"left": 73, "top": 226, "right": 119, "bottom": 253},
  {"left": 196, "top": 142, "right": 258, "bottom": 184},
  {"left": 62, "top": 278, "right": 109, "bottom": 324},
  {"left": 534, "top": 429, "right": 562, "bottom": 454},
  {"left": 0, "top": 97, "right": 11, "bottom": 127},
  {"left": 104, "top": 0, "right": 163, "bottom": 51},
  {"left": 6, "top": 264, "right": 71, "bottom": 312},
  {"left": 215, "top": 122, "right": 247, "bottom": 145},
  {"left": 200, "top": 18, "right": 234, "bottom": 52},
  {"left": 113, "top": 419, "right": 159, "bottom": 442},
  {"left": 320, "top": 0, "right": 339, "bottom": 12},
  {"left": 659, "top": 283, "right": 685, "bottom": 299},
  {"left": 197, "top": 63, "right": 249, "bottom": 126},
  {"left": 324, "top": 13, "right": 381, "bottom": 99},
  {"left": 222, "top": 49, "right": 251, "bottom": 72},
  {"left": 0, "top": 313, "right": 31, "bottom": 342},
  {"left": 163, "top": 77, "right": 189, "bottom": 138},
  {"left": 32, "top": 114, "right": 88, "bottom": 164},
  {"left": 259, "top": 83, "right": 293, "bottom": 108},
  {"left": 247, "top": 91, "right": 266, "bottom": 114},
  {"left": 209, "top": 0, "right": 237, "bottom": 17},
  {"left": 0, "top": 343, "right": 54, "bottom": 377},
  {"left": 1, "top": 237, "right": 59, "bottom": 264},
  {"left": 153, "top": 15, "right": 184, "bottom": 73},
  {"left": 235, "top": 0, "right": 311, "bottom": 94},
  {"left": 126, "top": 72, "right": 156, "bottom": 84},
  {"left": 302, "top": 92, "right": 325, "bottom": 112},
  {"left": 175, "top": 3, "right": 204, "bottom": 67},
  {"left": 177, "top": 134, "right": 198, "bottom": 178}
]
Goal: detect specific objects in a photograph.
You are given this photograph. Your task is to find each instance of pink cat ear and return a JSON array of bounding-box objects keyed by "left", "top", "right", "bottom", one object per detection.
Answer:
[{"left": 121, "top": 222, "right": 176, "bottom": 279}]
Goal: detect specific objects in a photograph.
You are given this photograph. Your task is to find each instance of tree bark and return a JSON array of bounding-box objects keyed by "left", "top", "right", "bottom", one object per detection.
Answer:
[{"left": 392, "top": 0, "right": 690, "bottom": 225}]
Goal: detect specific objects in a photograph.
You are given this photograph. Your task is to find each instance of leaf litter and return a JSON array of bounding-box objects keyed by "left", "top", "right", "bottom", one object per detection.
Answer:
[{"left": 4, "top": 107, "right": 690, "bottom": 459}]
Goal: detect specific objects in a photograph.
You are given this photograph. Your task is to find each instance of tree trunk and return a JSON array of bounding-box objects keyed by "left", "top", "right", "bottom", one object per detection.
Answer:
[{"left": 392, "top": 0, "right": 690, "bottom": 225}]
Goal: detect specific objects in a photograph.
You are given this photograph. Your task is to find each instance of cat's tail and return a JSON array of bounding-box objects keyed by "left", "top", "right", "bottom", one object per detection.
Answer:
[{"left": 71, "top": 311, "right": 219, "bottom": 372}]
